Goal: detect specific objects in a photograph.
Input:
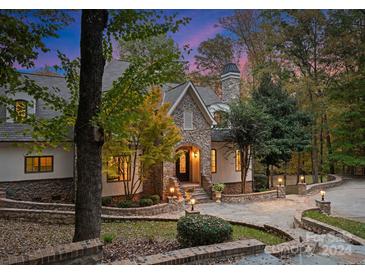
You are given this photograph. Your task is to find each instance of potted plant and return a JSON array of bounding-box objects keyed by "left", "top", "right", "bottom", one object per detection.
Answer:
[{"left": 212, "top": 183, "right": 225, "bottom": 203}]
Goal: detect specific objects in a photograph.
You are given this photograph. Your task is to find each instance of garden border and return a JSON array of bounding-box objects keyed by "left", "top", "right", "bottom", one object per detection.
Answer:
[{"left": 294, "top": 208, "right": 365, "bottom": 246}]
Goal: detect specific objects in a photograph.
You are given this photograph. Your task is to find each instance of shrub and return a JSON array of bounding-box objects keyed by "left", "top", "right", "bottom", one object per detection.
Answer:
[
  {"left": 102, "top": 196, "right": 113, "bottom": 206},
  {"left": 177, "top": 214, "right": 233, "bottom": 247},
  {"left": 150, "top": 194, "right": 160, "bottom": 204},
  {"left": 118, "top": 199, "right": 134, "bottom": 208},
  {"left": 103, "top": 233, "right": 115, "bottom": 244},
  {"left": 254, "top": 174, "right": 268, "bottom": 192},
  {"left": 212, "top": 183, "right": 225, "bottom": 192},
  {"left": 139, "top": 198, "right": 154, "bottom": 207}
]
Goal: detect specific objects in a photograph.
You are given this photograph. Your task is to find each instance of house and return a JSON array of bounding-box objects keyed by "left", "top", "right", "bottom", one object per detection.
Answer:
[{"left": 0, "top": 60, "right": 252, "bottom": 203}]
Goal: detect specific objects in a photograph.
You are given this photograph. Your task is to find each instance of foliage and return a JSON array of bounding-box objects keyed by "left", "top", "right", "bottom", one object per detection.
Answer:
[
  {"left": 102, "top": 233, "right": 115, "bottom": 244},
  {"left": 139, "top": 198, "right": 154, "bottom": 207},
  {"left": 232, "top": 225, "right": 285, "bottom": 245},
  {"left": 177, "top": 215, "right": 232, "bottom": 247},
  {"left": 212, "top": 183, "right": 225, "bottom": 192},
  {"left": 102, "top": 87, "right": 181, "bottom": 199},
  {"left": 119, "top": 34, "right": 187, "bottom": 82},
  {"left": 149, "top": 194, "right": 161, "bottom": 205},
  {"left": 304, "top": 210, "right": 365, "bottom": 239},
  {"left": 101, "top": 196, "right": 113, "bottom": 206},
  {"left": 117, "top": 200, "right": 138, "bottom": 208},
  {"left": 225, "top": 99, "right": 271, "bottom": 193}
]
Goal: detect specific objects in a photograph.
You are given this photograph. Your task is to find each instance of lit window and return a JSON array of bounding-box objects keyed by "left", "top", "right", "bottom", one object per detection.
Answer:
[
  {"left": 179, "top": 153, "right": 186, "bottom": 173},
  {"left": 107, "top": 155, "right": 131, "bottom": 182},
  {"left": 235, "top": 150, "right": 241, "bottom": 171},
  {"left": 183, "top": 111, "right": 193, "bottom": 130},
  {"left": 25, "top": 156, "right": 53, "bottom": 173},
  {"left": 14, "top": 100, "right": 28, "bottom": 122},
  {"left": 211, "top": 149, "right": 217, "bottom": 173}
]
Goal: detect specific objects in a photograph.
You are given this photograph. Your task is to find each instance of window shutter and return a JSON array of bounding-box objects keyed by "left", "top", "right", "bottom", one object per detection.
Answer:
[{"left": 183, "top": 111, "right": 193, "bottom": 130}]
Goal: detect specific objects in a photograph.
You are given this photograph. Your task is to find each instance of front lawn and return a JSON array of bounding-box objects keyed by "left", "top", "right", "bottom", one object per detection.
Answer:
[
  {"left": 303, "top": 210, "right": 365, "bottom": 239},
  {"left": 0, "top": 219, "right": 286, "bottom": 263}
]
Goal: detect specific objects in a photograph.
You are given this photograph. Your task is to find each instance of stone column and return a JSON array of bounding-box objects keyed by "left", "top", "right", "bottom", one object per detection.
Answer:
[
  {"left": 297, "top": 183, "right": 307, "bottom": 195},
  {"left": 315, "top": 200, "right": 331, "bottom": 215},
  {"left": 276, "top": 185, "right": 286, "bottom": 198}
]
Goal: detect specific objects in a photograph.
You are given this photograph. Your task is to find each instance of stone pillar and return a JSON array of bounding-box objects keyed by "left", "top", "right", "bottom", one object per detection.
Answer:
[
  {"left": 297, "top": 183, "right": 307, "bottom": 195},
  {"left": 276, "top": 185, "right": 286, "bottom": 198},
  {"left": 315, "top": 200, "right": 331, "bottom": 215}
]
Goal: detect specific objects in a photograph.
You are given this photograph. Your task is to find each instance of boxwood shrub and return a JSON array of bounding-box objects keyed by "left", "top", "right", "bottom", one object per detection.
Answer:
[
  {"left": 139, "top": 198, "right": 154, "bottom": 207},
  {"left": 177, "top": 214, "right": 233, "bottom": 247},
  {"left": 150, "top": 194, "right": 160, "bottom": 205}
]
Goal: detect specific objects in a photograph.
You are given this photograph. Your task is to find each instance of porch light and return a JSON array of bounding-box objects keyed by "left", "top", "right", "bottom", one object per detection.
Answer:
[
  {"left": 190, "top": 198, "right": 196, "bottom": 211},
  {"left": 169, "top": 187, "right": 175, "bottom": 196},
  {"left": 300, "top": 175, "right": 305, "bottom": 183},
  {"left": 320, "top": 190, "right": 326, "bottom": 201},
  {"left": 193, "top": 151, "right": 198, "bottom": 158}
]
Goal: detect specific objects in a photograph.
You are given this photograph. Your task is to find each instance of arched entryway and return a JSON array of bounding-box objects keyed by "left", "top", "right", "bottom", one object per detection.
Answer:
[{"left": 175, "top": 145, "right": 201, "bottom": 185}]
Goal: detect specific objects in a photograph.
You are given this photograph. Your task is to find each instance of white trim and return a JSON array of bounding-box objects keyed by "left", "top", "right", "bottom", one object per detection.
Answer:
[{"left": 167, "top": 81, "right": 217, "bottom": 126}]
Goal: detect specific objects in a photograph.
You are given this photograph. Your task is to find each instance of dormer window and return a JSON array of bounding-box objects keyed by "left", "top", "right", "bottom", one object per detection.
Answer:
[
  {"left": 183, "top": 110, "right": 193, "bottom": 130},
  {"left": 14, "top": 100, "right": 28, "bottom": 122}
]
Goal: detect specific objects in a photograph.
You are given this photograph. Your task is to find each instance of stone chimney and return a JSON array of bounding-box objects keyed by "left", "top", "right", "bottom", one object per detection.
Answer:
[{"left": 220, "top": 63, "right": 241, "bottom": 104}]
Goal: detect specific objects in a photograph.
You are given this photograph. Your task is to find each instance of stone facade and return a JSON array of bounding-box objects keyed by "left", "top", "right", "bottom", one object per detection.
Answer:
[
  {"left": 172, "top": 89, "right": 212, "bottom": 178},
  {"left": 0, "top": 239, "right": 103, "bottom": 265},
  {"left": 315, "top": 200, "right": 331, "bottom": 215},
  {"left": 222, "top": 181, "right": 253, "bottom": 194},
  {"left": 221, "top": 74, "right": 240, "bottom": 104},
  {"left": 0, "top": 178, "right": 74, "bottom": 203}
]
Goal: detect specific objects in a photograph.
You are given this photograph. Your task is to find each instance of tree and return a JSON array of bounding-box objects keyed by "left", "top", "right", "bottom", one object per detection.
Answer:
[
  {"left": 190, "top": 34, "right": 238, "bottom": 89},
  {"left": 119, "top": 34, "right": 187, "bottom": 82},
  {"left": 1, "top": 10, "right": 190, "bottom": 241},
  {"left": 103, "top": 87, "right": 181, "bottom": 200},
  {"left": 225, "top": 100, "right": 270, "bottom": 193},
  {"left": 252, "top": 74, "right": 311, "bottom": 188}
]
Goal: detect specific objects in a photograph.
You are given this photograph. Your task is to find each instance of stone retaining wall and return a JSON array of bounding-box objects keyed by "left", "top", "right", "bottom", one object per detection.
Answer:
[
  {"left": 0, "top": 196, "right": 184, "bottom": 216},
  {"left": 306, "top": 174, "right": 343, "bottom": 194},
  {"left": 222, "top": 186, "right": 285, "bottom": 203},
  {"left": 295, "top": 208, "right": 365, "bottom": 246},
  {"left": 222, "top": 181, "right": 253, "bottom": 194},
  {"left": 0, "top": 178, "right": 74, "bottom": 203},
  {"left": 0, "top": 239, "right": 103, "bottom": 265},
  {"left": 115, "top": 239, "right": 265, "bottom": 265}
]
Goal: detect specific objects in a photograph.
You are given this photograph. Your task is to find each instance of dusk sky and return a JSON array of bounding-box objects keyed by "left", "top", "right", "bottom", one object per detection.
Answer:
[{"left": 22, "top": 10, "right": 238, "bottom": 73}]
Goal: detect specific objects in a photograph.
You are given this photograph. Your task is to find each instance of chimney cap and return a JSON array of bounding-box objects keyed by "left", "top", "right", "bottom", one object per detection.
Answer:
[{"left": 222, "top": 63, "right": 240, "bottom": 75}]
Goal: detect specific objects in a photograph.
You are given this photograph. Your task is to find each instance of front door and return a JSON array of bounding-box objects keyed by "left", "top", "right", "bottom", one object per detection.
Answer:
[{"left": 176, "top": 150, "right": 190, "bottom": 182}]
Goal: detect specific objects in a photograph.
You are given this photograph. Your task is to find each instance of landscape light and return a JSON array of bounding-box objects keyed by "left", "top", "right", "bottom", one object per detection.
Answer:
[
  {"left": 320, "top": 190, "right": 326, "bottom": 201},
  {"left": 169, "top": 187, "right": 175, "bottom": 196},
  {"left": 190, "top": 198, "right": 196, "bottom": 211},
  {"left": 300, "top": 175, "right": 305, "bottom": 183}
]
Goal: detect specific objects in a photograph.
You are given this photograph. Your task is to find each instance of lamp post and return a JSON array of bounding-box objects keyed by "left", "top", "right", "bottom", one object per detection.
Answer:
[
  {"left": 278, "top": 177, "right": 283, "bottom": 186},
  {"left": 320, "top": 190, "right": 326, "bottom": 201},
  {"left": 300, "top": 175, "right": 305, "bottom": 184},
  {"left": 190, "top": 198, "right": 196, "bottom": 211}
]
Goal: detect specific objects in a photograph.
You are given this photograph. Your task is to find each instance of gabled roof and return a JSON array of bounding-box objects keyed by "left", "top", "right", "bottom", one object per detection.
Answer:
[{"left": 164, "top": 81, "right": 216, "bottom": 126}]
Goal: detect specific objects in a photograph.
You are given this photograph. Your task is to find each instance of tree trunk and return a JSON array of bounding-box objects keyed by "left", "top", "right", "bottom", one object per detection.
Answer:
[
  {"left": 323, "top": 113, "right": 335, "bottom": 174},
  {"left": 73, "top": 10, "right": 108, "bottom": 242},
  {"left": 311, "top": 123, "right": 319, "bottom": 184},
  {"left": 320, "top": 115, "right": 324, "bottom": 183},
  {"left": 270, "top": 165, "right": 274, "bottom": 188},
  {"left": 296, "top": 151, "right": 301, "bottom": 184},
  {"left": 266, "top": 164, "right": 270, "bottom": 189},
  {"left": 284, "top": 161, "right": 287, "bottom": 186}
]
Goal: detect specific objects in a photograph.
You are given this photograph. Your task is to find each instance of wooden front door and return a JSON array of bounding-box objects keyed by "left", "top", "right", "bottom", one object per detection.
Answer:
[{"left": 176, "top": 150, "right": 190, "bottom": 182}]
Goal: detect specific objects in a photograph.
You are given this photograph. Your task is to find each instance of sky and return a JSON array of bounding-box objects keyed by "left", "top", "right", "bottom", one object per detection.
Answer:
[{"left": 19, "top": 10, "right": 237, "bottom": 73}]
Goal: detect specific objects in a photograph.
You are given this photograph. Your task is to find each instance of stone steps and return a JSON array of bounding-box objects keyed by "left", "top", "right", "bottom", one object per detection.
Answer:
[{"left": 180, "top": 185, "right": 212, "bottom": 204}]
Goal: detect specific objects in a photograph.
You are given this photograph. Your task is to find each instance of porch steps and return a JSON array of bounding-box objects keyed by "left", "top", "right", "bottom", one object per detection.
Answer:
[{"left": 180, "top": 185, "right": 212, "bottom": 204}]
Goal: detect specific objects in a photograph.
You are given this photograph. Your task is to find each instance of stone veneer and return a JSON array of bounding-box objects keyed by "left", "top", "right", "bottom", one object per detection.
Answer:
[
  {"left": 222, "top": 181, "right": 253, "bottom": 194},
  {"left": 222, "top": 186, "right": 285, "bottom": 203},
  {"left": 0, "top": 178, "right": 74, "bottom": 203},
  {"left": 221, "top": 75, "right": 240, "bottom": 104},
  {"left": 0, "top": 239, "right": 103, "bottom": 265}
]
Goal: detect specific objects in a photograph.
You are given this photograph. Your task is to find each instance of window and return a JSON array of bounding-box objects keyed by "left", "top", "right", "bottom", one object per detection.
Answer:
[
  {"left": 211, "top": 149, "right": 217, "bottom": 173},
  {"left": 14, "top": 100, "right": 28, "bottom": 122},
  {"left": 25, "top": 156, "right": 53, "bottom": 173},
  {"left": 107, "top": 155, "right": 131, "bottom": 182},
  {"left": 235, "top": 150, "right": 241, "bottom": 171},
  {"left": 183, "top": 110, "right": 193, "bottom": 130}
]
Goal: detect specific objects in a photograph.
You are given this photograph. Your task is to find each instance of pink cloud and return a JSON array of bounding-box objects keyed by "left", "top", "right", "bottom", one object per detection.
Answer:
[{"left": 185, "top": 24, "right": 223, "bottom": 49}]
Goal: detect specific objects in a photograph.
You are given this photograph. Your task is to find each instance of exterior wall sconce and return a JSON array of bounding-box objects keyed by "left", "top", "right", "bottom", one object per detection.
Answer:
[
  {"left": 190, "top": 198, "right": 196, "bottom": 211},
  {"left": 320, "top": 190, "right": 326, "bottom": 201},
  {"left": 193, "top": 151, "right": 198, "bottom": 158},
  {"left": 169, "top": 187, "right": 175, "bottom": 197}
]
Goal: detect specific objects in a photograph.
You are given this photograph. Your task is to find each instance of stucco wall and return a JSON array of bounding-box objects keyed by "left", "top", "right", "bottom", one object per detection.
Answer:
[
  {"left": 211, "top": 141, "right": 252, "bottom": 184},
  {"left": 0, "top": 143, "right": 74, "bottom": 182},
  {"left": 172, "top": 87, "right": 212, "bottom": 178},
  {"left": 101, "top": 153, "right": 142, "bottom": 197}
]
